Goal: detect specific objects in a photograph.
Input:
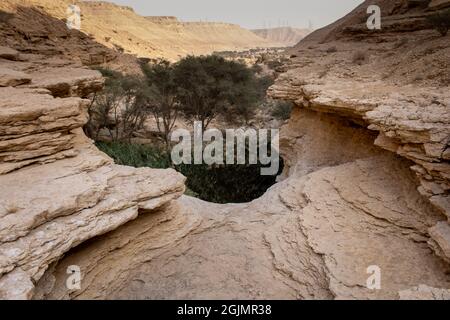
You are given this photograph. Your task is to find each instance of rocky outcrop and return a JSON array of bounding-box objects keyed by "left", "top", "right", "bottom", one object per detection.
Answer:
[
  {"left": 270, "top": 0, "right": 450, "bottom": 267},
  {"left": 1, "top": 0, "right": 449, "bottom": 301},
  {"left": 33, "top": 109, "right": 450, "bottom": 300},
  {"left": 0, "top": 49, "right": 185, "bottom": 299}
]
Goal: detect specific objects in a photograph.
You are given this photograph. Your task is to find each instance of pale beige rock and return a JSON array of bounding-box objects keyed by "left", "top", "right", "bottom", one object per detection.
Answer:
[
  {"left": 0, "top": 87, "right": 88, "bottom": 174},
  {"left": 2, "top": 0, "right": 450, "bottom": 301},
  {"left": 429, "top": 222, "right": 450, "bottom": 263},
  {"left": 0, "top": 68, "right": 31, "bottom": 87},
  {"left": 399, "top": 285, "right": 450, "bottom": 300},
  {"left": 34, "top": 110, "right": 450, "bottom": 300},
  {"left": 26, "top": 67, "right": 104, "bottom": 98},
  {"left": 0, "top": 268, "right": 34, "bottom": 300},
  {"left": 269, "top": 0, "right": 450, "bottom": 267},
  {"left": 0, "top": 54, "right": 185, "bottom": 299}
]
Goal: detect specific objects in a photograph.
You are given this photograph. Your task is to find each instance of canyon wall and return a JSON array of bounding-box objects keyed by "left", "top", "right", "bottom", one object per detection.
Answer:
[
  {"left": 269, "top": 0, "right": 450, "bottom": 264},
  {"left": 0, "top": 46, "right": 185, "bottom": 299},
  {"left": 0, "top": 0, "right": 449, "bottom": 300},
  {"left": 0, "top": 0, "right": 275, "bottom": 61},
  {"left": 32, "top": 107, "right": 450, "bottom": 300}
]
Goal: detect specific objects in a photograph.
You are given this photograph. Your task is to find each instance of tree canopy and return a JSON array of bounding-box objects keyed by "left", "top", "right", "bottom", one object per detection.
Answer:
[{"left": 173, "top": 55, "right": 264, "bottom": 129}]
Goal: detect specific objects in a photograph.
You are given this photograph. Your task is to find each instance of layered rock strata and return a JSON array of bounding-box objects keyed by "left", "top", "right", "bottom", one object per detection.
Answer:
[
  {"left": 35, "top": 109, "right": 450, "bottom": 300},
  {"left": 1, "top": 0, "right": 450, "bottom": 300},
  {"left": 270, "top": 0, "right": 450, "bottom": 264},
  {"left": 0, "top": 48, "right": 185, "bottom": 299}
]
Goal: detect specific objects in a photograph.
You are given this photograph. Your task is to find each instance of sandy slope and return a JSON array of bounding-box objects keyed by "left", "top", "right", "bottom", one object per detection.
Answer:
[
  {"left": 0, "top": 0, "right": 275, "bottom": 61},
  {"left": 252, "top": 27, "right": 312, "bottom": 47}
]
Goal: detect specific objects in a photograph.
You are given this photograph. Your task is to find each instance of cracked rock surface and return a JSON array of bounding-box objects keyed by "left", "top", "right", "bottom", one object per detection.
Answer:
[
  {"left": 0, "top": 50, "right": 185, "bottom": 300},
  {"left": 36, "top": 110, "right": 450, "bottom": 300}
]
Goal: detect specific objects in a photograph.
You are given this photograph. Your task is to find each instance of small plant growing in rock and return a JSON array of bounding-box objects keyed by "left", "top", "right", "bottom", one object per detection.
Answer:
[
  {"left": 426, "top": 9, "right": 450, "bottom": 36},
  {"left": 271, "top": 100, "right": 293, "bottom": 120},
  {"left": 352, "top": 51, "right": 367, "bottom": 65}
]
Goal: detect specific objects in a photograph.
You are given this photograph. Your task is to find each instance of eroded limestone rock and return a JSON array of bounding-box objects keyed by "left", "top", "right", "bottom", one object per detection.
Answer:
[
  {"left": 0, "top": 48, "right": 185, "bottom": 299},
  {"left": 269, "top": 0, "right": 450, "bottom": 264},
  {"left": 34, "top": 110, "right": 450, "bottom": 300},
  {"left": 2, "top": 0, "right": 450, "bottom": 300}
]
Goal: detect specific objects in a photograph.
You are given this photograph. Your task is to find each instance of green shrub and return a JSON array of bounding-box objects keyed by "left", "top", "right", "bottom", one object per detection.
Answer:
[
  {"left": 427, "top": 9, "right": 450, "bottom": 36},
  {"left": 96, "top": 141, "right": 170, "bottom": 169},
  {"left": 176, "top": 162, "right": 281, "bottom": 204},
  {"left": 176, "top": 137, "right": 283, "bottom": 203},
  {"left": 86, "top": 68, "right": 150, "bottom": 142},
  {"left": 97, "top": 141, "right": 282, "bottom": 204},
  {"left": 271, "top": 101, "right": 293, "bottom": 120}
]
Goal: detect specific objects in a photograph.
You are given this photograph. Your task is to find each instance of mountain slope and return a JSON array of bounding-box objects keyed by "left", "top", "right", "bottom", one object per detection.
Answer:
[
  {"left": 0, "top": 0, "right": 275, "bottom": 61},
  {"left": 252, "top": 27, "right": 312, "bottom": 47}
]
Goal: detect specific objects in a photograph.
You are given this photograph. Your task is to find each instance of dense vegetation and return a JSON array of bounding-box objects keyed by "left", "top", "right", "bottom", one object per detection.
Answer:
[
  {"left": 97, "top": 141, "right": 283, "bottom": 203},
  {"left": 86, "top": 55, "right": 273, "bottom": 144},
  {"left": 89, "top": 55, "right": 284, "bottom": 204},
  {"left": 96, "top": 141, "right": 170, "bottom": 169},
  {"left": 172, "top": 55, "right": 269, "bottom": 129}
]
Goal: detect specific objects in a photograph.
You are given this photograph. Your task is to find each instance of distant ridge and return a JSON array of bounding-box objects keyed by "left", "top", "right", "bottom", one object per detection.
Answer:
[
  {"left": 0, "top": 0, "right": 277, "bottom": 61},
  {"left": 251, "top": 27, "right": 312, "bottom": 47}
]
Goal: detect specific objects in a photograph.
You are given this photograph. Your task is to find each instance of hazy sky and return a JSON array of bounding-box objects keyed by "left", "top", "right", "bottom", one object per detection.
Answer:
[{"left": 106, "top": 0, "right": 365, "bottom": 29}]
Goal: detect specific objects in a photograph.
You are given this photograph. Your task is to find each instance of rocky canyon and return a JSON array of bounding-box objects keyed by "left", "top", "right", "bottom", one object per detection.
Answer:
[{"left": 0, "top": 0, "right": 450, "bottom": 300}]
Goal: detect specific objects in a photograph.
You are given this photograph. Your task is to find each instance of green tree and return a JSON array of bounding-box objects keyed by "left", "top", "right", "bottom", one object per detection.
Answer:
[
  {"left": 141, "top": 60, "right": 180, "bottom": 151},
  {"left": 86, "top": 68, "right": 148, "bottom": 142},
  {"left": 173, "top": 55, "right": 262, "bottom": 130}
]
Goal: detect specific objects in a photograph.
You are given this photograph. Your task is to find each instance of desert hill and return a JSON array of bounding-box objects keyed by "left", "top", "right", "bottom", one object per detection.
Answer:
[
  {"left": 0, "top": 0, "right": 276, "bottom": 61},
  {"left": 251, "top": 26, "right": 312, "bottom": 47}
]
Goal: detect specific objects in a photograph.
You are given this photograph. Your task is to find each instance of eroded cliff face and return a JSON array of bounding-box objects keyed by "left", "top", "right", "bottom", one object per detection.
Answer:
[
  {"left": 0, "top": 46, "right": 185, "bottom": 299},
  {"left": 270, "top": 0, "right": 450, "bottom": 265},
  {"left": 0, "top": 0, "right": 275, "bottom": 62},
  {"left": 1, "top": 0, "right": 449, "bottom": 300},
  {"left": 33, "top": 108, "right": 450, "bottom": 300}
]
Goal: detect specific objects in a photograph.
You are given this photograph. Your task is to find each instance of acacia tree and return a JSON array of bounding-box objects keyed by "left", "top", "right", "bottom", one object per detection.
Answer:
[
  {"left": 173, "top": 55, "right": 262, "bottom": 130},
  {"left": 141, "top": 61, "right": 180, "bottom": 151},
  {"left": 85, "top": 68, "right": 148, "bottom": 142},
  {"left": 118, "top": 76, "right": 148, "bottom": 142}
]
